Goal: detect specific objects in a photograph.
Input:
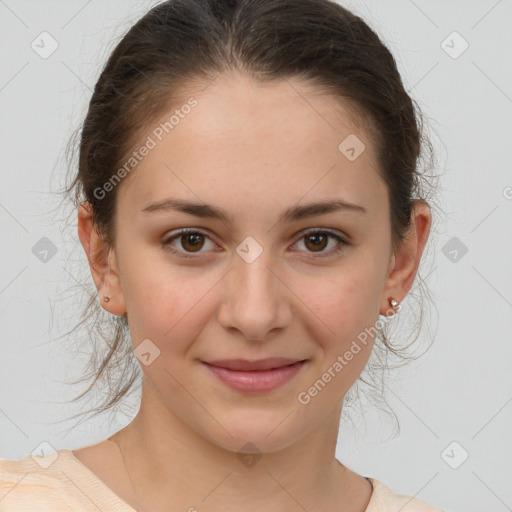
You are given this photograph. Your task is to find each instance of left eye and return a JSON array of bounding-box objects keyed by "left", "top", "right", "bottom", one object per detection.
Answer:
[
  {"left": 290, "top": 229, "right": 348, "bottom": 256},
  {"left": 162, "top": 228, "right": 348, "bottom": 258}
]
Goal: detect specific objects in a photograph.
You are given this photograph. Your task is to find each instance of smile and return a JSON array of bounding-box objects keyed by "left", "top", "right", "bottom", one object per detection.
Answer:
[{"left": 201, "top": 360, "right": 307, "bottom": 393}]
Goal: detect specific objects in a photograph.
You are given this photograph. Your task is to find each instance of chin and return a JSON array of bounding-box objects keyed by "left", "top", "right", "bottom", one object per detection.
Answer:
[
  {"left": 214, "top": 431, "right": 299, "bottom": 457},
  {"left": 197, "top": 409, "right": 305, "bottom": 456}
]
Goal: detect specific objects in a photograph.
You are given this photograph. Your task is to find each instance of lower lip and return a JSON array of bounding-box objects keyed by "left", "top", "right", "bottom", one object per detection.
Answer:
[{"left": 202, "top": 361, "right": 307, "bottom": 393}]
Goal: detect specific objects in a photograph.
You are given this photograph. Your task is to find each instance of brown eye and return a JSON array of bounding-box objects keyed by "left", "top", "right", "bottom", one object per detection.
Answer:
[
  {"left": 162, "top": 229, "right": 216, "bottom": 258},
  {"left": 180, "top": 232, "right": 205, "bottom": 252},
  {"left": 292, "top": 229, "right": 349, "bottom": 257},
  {"left": 304, "top": 232, "right": 329, "bottom": 252}
]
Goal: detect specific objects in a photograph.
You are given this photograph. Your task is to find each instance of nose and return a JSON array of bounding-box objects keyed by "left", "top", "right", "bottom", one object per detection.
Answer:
[{"left": 216, "top": 247, "right": 292, "bottom": 341}]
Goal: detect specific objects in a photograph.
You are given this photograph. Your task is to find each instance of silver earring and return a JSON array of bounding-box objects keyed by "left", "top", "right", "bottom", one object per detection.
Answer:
[
  {"left": 102, "top": 295, "right": 110, "bottom": 302},
  {"left": 389, "top": 298, "right": 399, "bottom": 308}
]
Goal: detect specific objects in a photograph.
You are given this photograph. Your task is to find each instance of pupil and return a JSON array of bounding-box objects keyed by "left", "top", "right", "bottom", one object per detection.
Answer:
[
  {"left": 183, "top": 233, "right": 203, "bottom": 251},
  {"left": 307, "top": 233, "right": 327, "bottom": 251}
]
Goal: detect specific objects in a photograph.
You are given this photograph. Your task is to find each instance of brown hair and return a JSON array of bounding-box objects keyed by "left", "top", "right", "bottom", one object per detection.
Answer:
[{"left": 58, "top": 0, "right": 442, "bottom": 434}]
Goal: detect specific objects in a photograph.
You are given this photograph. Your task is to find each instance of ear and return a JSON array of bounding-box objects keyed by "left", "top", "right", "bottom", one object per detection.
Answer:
[
  {"left": 77, "top": 201, "right": 127, "bottom": 316},
  {"left": 380, "top": 200, "right": 431, "bottom": 316}
]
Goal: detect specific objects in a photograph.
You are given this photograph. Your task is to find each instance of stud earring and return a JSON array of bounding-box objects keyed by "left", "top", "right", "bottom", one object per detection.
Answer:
[
  {"left": 102, "top": 295, "right": 111, "bottom": 302},
  {"left": 389, "top": 298, "right": 399, "bottom": 309}
]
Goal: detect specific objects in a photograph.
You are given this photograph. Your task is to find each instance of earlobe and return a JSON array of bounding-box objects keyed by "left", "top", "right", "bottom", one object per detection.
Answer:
[{"left": 100, "top": 291, "right": 126, "bottom": 317}]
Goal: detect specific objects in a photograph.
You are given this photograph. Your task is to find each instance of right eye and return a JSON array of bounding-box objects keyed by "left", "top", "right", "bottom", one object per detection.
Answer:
[{"left": 162, "top": 228, "right": 218, "bottom": 258}]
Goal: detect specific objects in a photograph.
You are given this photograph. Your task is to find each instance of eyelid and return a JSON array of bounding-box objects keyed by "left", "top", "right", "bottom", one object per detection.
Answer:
[
  {"left": 162, "top": 227, "right": 218, "bottom": 258},
  {"left": 297, "top": 226, "right": 349, "bottom": 241}
]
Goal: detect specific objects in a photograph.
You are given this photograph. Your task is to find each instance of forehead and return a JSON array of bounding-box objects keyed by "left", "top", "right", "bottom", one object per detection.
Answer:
[{"left": 116, "top": 72, "right": 387, "bottom": 221}]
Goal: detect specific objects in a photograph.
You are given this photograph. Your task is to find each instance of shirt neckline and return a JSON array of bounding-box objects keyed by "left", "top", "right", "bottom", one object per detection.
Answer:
[
  {"left": 59, "top": 449, "right": 137, "bottom": 511},
  {"left": 61, "top": 448, "right": 378, "bottom": 511}
]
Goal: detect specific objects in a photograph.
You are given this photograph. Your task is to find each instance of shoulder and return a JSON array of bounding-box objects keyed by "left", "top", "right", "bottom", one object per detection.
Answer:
[
  {"left": 0, "top": 450, "right": 76, "bottom": 511},
  {"left": 0, "top": 447, "right": 135, "bottom": 512},
  {"left": 366, "top": 478, "right": 447, "bottom": 512}
]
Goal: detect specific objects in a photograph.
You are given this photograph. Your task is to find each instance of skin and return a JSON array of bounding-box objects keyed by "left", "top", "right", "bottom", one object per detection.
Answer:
[{"left": 76, "top": 71, "right": 431, "bottom": 512}]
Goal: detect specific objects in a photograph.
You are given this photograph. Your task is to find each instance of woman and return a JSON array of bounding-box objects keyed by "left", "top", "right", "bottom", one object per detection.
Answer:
[{"left": 0, "top": 0, "right": 446, "bottom": 510}]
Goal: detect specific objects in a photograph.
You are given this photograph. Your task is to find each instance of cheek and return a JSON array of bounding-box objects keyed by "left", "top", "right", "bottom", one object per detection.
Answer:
[
  {"left": 297, "top": 272, "right": 379, "bottom": 403},
  {"left": 299, "top": 263, "right": 381, "bottom": 342},
  {"left": 296, "top": 265, "right": 383, "bottom": 396},
  {"left": 119, "top": 251, "right": 209, "bottom": 347}
]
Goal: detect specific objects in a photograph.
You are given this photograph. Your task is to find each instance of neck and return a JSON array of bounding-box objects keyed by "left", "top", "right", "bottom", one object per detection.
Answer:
[{"left": 110, "top": 376, "right": 371, "bottom": 512}]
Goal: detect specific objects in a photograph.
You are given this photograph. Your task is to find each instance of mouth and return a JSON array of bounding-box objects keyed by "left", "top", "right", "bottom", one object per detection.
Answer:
[
  {"left": 201, "top": 358, "right": 308, "bottom": 393},
  {"left": 202, "top": 357, "right": 306, "bottom": 371}
]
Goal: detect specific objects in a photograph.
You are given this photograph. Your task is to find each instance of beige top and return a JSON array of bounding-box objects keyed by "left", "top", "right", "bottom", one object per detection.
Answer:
[{"left": 0, "top": 450, "right": 446, "bottom": 511}]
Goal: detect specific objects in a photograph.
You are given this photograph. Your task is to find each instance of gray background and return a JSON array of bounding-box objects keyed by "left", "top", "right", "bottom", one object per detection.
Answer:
[{"left": 1, "top": 1, "right": 511, "bottom": 511}]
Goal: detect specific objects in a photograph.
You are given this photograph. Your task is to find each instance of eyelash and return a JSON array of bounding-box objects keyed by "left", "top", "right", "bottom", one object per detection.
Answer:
[{"left": 161, "top": 228, "right": 350, "bottom": 259}]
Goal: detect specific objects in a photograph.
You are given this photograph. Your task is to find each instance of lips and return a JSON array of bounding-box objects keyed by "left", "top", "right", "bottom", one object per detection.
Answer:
[
  {"left": 203, "top": 357, "right": 305, "bottom": 371},
  {"left": 202, "top": 358, "right": 307, "bottom": 392}
]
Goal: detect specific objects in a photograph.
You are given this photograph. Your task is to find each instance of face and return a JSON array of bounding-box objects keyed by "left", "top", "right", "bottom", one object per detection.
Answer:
[{"left": 81, "top": 72, "right": 424, "bottom": 455}]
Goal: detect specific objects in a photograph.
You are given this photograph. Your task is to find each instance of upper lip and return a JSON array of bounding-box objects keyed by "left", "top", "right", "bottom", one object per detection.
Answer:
[{"left": 203, "top": 357, "right": 306, "bottom": 371}]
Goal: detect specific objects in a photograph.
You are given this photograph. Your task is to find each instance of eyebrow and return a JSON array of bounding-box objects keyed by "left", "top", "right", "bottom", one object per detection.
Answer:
[{"left": 141, "top": 197, "right": 367, "bottom": 223}]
